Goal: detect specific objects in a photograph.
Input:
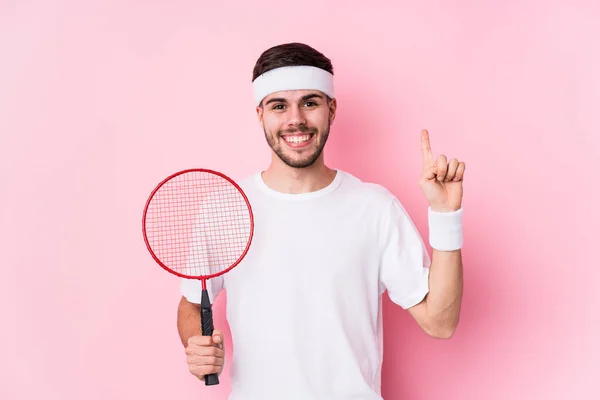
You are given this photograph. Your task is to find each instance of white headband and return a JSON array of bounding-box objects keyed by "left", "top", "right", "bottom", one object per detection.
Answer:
[{"left": 252, "top": 65, "right": 334, "bottom": 106}]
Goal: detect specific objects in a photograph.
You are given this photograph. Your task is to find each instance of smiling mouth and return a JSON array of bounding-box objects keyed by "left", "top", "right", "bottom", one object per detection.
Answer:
[{"left": 282, "top": 134, "right": 313, "bottom": 144}]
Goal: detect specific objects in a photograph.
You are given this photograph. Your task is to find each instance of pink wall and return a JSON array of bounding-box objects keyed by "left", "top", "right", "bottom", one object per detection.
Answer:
[{"left": 1, "top": 1, "right": 598, "bottom": 399}]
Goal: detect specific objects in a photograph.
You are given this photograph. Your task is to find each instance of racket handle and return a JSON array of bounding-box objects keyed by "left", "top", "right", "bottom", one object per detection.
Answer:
[
  {"left": 204, "top": 373, "right": 219, "bottom": 386},
  {"left": 200, "top": 289, "right": 220, "bottom": 386}
]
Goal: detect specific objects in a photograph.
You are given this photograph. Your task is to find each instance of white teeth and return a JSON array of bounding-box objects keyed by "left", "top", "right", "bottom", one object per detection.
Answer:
[{"left": 284, "top": 135, "right": 311, "bottom": 143}]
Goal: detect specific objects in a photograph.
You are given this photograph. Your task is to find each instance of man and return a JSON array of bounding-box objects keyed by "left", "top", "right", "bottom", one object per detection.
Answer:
[{"left": 177, "top": 42, "right": 465, "bottom": 399}]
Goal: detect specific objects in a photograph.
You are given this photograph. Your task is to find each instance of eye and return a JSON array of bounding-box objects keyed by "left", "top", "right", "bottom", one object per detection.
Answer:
[
  {"left": 304, "top": 101, "right": 318, "bottom": 107},
  {"left": 272, "top": 104, "right": 286, "bottom": 110}
]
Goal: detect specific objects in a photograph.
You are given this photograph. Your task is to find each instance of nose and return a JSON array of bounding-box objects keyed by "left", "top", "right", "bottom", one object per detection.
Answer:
[{"left": 287, "top": 104, "right": 307, "bottom": 127}]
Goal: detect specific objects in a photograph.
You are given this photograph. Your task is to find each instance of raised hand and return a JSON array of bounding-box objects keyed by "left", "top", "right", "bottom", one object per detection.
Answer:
[{"left": 419, "top": 129, "right": 465, "bottom": 212}]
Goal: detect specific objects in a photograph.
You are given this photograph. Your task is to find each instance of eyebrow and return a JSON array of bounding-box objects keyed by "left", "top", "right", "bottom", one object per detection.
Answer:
[{"left": 264, "top": 93, "right": 324, "bottom": 106}]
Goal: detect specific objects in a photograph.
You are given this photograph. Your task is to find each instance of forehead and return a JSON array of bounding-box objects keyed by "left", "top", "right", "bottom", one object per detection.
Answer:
[{"left": 263, "top": 89, "right": 325, "bottom": 103}]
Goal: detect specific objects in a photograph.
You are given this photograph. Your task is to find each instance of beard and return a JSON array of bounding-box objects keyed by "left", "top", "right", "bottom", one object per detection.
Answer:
[{"left": 264, "top": 121, "right": 331, "bottom": 169}]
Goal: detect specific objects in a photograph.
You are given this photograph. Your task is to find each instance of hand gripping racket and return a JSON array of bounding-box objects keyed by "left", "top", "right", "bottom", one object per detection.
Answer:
[{"left": 142, "top": 169, "right": 254, "bottom": 386}]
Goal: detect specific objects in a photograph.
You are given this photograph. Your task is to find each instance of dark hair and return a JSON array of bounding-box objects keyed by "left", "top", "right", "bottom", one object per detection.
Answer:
[{"left": 252, "top": 42, "right": 334, "bottom": 82}]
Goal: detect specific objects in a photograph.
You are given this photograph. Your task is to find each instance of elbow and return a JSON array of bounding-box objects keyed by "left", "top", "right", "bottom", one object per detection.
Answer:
[
  {"left": 423, "top": 317, "right": 459, "bottom": 339},
  {"left": 428, "top": 326, "right": 456, "bottom": 339}
]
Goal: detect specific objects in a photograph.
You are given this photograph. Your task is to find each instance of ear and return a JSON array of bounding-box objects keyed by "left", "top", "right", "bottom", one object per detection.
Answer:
[
  {"left": 328, "top": 98, "right": 337, "bottom": 124},
  {"left": 256, "top": 104, "right": 264, "bottom": 127}
]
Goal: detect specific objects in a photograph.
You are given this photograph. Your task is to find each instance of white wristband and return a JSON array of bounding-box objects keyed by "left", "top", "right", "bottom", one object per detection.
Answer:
[{"left": 428, "top": 207, "right": 463, "bottom": 251}]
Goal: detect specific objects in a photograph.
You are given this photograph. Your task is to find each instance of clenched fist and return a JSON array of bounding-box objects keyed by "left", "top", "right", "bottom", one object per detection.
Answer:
[{"left": 185, "top": 330, "right": 225, "bottom": 381}]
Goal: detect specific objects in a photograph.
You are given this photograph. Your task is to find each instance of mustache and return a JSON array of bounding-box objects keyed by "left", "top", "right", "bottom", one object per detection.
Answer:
[{"left": 279, "top": 126, "right": 318, "bottom": 136}]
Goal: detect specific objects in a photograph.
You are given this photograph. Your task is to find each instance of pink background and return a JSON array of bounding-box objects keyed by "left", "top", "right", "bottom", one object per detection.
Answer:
[{"left": 1, "top": 1, "right": 599, "bottom": 399}]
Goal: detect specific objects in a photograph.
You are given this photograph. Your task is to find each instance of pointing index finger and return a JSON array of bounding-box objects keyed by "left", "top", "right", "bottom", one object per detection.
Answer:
[{"left": 420, "top": 129, "right": 434, "bottom": 169}]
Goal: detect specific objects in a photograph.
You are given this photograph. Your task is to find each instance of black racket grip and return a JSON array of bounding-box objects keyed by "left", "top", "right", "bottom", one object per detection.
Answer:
[{"left": 200, "top": 289, "right": 219, "bottom": 386}]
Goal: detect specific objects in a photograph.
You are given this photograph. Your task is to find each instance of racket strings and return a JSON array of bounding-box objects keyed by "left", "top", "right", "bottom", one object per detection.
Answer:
[{"left": 144, "top": 171, "right": 252, "bottom": 277}]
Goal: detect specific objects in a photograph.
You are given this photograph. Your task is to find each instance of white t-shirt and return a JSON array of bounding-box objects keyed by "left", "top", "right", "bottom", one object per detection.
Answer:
[{"left": 181, "top": 169, "right": 431, "bottom": 400}]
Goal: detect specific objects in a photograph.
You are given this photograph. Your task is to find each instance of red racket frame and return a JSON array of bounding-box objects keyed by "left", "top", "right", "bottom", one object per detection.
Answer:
[{"left": 142, "top": 168, "right": 254, "bottom": 290}]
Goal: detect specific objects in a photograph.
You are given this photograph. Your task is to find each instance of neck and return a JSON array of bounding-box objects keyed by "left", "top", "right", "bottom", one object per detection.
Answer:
[{"left": 261, "top": 153, "right": 336, "bottom": 194}]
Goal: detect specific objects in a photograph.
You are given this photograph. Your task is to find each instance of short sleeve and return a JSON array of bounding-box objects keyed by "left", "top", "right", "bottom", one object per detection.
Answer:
[
  {"left": 180, "top": 276, "right": 224, "bottom": 305},
  {"left": 379, "top": 197, "right": 431, "bottom": 309}
]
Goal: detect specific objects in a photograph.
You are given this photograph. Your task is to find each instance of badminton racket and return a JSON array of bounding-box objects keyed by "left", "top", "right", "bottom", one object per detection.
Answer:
[{"left": 142, "top": 168, "right": 254, "bottom": 386}]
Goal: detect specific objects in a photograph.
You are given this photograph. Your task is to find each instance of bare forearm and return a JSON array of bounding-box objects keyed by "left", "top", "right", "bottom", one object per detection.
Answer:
[
  {"left": 425, "top": 249, "right": 463, "bottom": 336},
  {"left": 177, "top": 296, "right": 203, "bottom": 347}
]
